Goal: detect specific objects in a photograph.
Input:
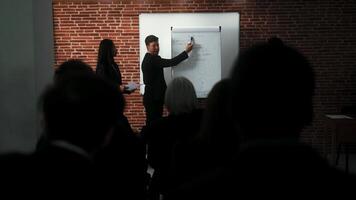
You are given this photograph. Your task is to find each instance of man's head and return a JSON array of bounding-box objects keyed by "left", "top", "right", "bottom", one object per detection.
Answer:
[
  {"left": 40, "top": 73, "right": 124, "bottom": 153},
  {"left": 230, "top": 38, "right": 315, "bottom": 141},
  {"left": 55, "top": 60, "right": 94, "bottom": 82},
  {"left": 145, "top": 35, "right": 159, "bottom": 55}
]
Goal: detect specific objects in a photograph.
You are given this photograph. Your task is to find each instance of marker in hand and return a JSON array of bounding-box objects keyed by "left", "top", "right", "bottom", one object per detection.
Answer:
[
  {"left": 185, "top": 36, "right": 194, "bottom": 53},
  {"left": 190, "top": 36, "right": 194, "bottom": 45}
]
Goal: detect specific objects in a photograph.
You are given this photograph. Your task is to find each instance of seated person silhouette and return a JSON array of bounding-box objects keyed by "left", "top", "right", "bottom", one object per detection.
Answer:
[
  {"left": 34, "top": 71, "right": 124, "bottom": 193},
  {"left": 166, "top": 38, "right": 355, "bottom": 199}
]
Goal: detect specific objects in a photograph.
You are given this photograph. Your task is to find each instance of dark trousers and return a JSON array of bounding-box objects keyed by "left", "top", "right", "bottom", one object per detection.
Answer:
[{"left": 143, "top": 99, "right": 164, "bottom": 125}]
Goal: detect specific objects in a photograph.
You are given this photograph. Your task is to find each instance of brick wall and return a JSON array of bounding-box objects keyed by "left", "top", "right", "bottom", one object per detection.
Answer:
[{"left": 52, "top": 0, "right": 356, "bottom": 150}]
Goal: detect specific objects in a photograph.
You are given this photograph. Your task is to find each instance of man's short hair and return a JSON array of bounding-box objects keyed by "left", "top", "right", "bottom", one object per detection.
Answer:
[
  {"left": 55, "top": 59, "right": 93, "bottom": 82},
  {"left": 40, "top": 73, "right": 124, "bottom": 151},
  {"left": 145, "top": 35, "right": 158, "bottom": 46}
]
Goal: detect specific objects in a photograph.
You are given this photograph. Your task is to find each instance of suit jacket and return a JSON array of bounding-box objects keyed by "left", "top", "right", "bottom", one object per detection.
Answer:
[
  {"left": 24, "top": 142, "right": 97, "bottom": 195},
  {"left": 142, "top": 51, "right": 188, "bottom": 102},
  {"left": 33, "top": 142, "right": 93, "bottom": 177},
  {"left": 96, "top": 62, "right": 122, "bottom": 86},
  {"left": 143, "top": 109, "right": 204, "bottom": 193}
]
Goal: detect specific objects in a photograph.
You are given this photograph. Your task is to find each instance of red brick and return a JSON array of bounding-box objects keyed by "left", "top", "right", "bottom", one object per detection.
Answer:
[{"left": 53, "top": 0, "right": 356, "bottom": 151}]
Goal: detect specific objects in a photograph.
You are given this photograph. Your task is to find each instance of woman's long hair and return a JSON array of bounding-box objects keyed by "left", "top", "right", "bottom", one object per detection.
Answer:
[{"left": 97, "top": 39, "right": 116, "bottom": 66}]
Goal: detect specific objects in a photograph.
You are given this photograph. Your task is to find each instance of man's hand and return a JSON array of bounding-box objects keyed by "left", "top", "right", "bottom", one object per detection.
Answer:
[{"left": 185, "top": 42, "right": 194, "bottom": 53}]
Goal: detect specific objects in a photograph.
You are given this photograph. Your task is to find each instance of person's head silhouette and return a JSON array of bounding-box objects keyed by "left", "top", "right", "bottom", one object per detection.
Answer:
[
  {"left": 230, "top": 38, "right": 315, "bottom": 141},
  {"left": 54, "top": 59, "right": 94, "bottom": 82},
  {"left": 165, "top": 77, "right": 198, "bottom": 115},
  {"left": 40, "top": 73, "right": 124, "bottom": 154},
  {"left": 199, "top": 79, "right": 237, "bottom": 147},
  {"left": 97, "top": 39, "right": 117, "bottom": 65}
]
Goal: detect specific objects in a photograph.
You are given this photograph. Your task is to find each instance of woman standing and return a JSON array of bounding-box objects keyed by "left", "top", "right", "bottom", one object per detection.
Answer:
[
  {"left": 96, "top": 39, "right": 134, "bottom": 94},
  {"left": 95, "top": 39, "right": 145, "bottom": 199}
]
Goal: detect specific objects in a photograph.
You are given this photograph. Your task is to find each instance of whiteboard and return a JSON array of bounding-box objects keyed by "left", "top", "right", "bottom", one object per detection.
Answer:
[
  {"left": 171, "top": 26, "right": 221, "bottom": 98},
  {"left": 139, "top": 13, "right": 239, "bottom": 96}
]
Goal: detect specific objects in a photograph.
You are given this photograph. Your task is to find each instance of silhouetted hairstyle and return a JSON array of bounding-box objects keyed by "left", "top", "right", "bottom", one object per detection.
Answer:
[
  {"left": 198, "top": 79, "right": 238, "bottom": 153},
  {"left": 54, "top": 59, "right": 93, "bottom": 82},
  {"left": 145, "top": 35, "right": 158, "bottom": 46},
  {"left": 165, "top": 77, "right": 198, "bottom": 115},
  {"left": 97, "top": 39, "right": 116, "bottom": 66},
  {"left": 40, "top": 73, "right": 124, "bottom": 152},
  {"left": 230, "top": 38, "right": 315, "bottom": 140}
]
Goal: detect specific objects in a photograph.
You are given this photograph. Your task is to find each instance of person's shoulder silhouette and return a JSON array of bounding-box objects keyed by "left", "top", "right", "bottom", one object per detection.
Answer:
[{"left": 35, "top": 67, "right": 124, "bottom": 193}]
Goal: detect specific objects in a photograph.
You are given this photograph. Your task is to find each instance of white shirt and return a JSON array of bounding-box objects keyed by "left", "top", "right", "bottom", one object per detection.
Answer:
[{"left": 51, "top": 140, "right": 91, "bottom": 160}]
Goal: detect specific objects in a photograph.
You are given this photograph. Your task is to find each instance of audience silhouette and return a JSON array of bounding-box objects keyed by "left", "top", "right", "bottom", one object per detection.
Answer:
[{"left": 1, "top": 38, "right": 354, "bottom": 199}]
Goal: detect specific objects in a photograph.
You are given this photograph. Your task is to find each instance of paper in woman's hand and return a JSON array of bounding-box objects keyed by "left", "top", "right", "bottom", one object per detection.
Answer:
[{"left": 124, "top": 82, "right": 139, "bottom": 92}]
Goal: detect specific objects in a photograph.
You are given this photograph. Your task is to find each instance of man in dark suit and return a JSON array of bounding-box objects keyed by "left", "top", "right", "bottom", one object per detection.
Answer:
[{"left": 141, "top": 35, "right": 193, "bottom": 124}]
